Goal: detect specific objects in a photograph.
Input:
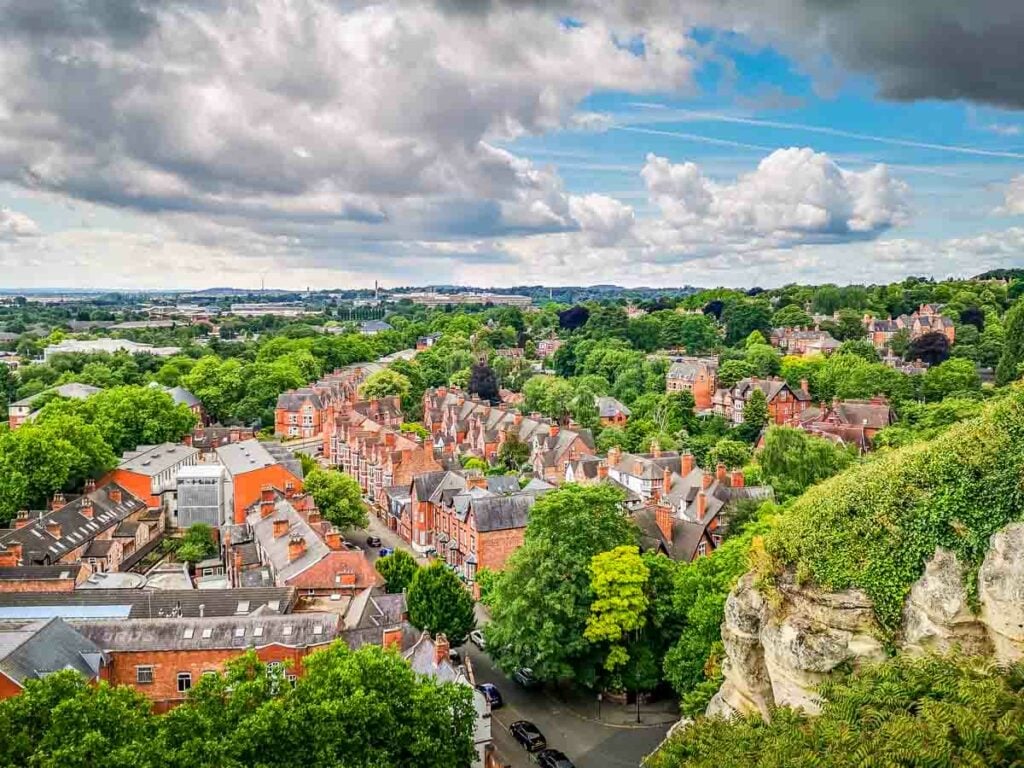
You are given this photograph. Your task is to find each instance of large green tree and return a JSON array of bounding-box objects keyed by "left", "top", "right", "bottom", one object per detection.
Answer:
[
  {"left": 407, "top": 562, "right": 476, "bottom": 645},
  {"left": 304, "top": 468, "right": 368, "bottom": 530},
  {"left": 996, "top": 300, "right": 1024, "bottom": 384},
  {"left": 485, "top": 484, "right": 638, "bottom": 687},
  {"left": 756, "top": 426, "right": 855, "bottom": 500},
  {"left": 376, "top": 549, "right": 419, "bottom": 594},
  {"left": 585, "top": 545, "right": 650, "bottom": 672}
]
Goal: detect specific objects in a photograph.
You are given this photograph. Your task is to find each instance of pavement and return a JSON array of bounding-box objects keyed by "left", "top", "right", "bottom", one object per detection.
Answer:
[{"left": 463, "top": 643, "right": 674, "bottom": 768}]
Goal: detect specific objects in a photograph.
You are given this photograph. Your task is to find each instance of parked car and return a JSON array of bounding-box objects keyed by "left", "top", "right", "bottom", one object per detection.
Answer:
[
  {"left": 469, "top": 629, "right": 486, "bottom": 650},
  {"left": 379, "top": 547, "right": 394, "bottom": 557},
  {"left": 509, "top": 720, "right": 546, "bottom": 752},
  {"left": 537, "top": 749, "right": 575, "bottom": 768},
  {"left": 366, "top": 535, "right": 382, "bottom": 547},
  {"left": 513, "top": 667, "right": 538, "bottom": 688},
  {"left": 476, "top": 683, "right": 503, "bottom": 709},
  {"left": 343, "top": 541, "right": 361, "bottom": 551}
]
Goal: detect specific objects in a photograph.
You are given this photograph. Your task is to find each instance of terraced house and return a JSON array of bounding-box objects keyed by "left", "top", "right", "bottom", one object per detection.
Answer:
[{"left": 273, "top": 362, "right": 384, "bottom": 439}]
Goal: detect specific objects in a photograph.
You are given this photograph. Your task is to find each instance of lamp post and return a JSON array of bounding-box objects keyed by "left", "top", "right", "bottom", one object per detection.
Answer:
[
  {"left": 596, "top": 692, "right": 603, "bottom": 721},
  {"left": 636, "top": 692, "right": 641, "bottom": 724}
]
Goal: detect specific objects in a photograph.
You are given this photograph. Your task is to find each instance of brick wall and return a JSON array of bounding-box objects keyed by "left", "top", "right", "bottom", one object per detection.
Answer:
[
  {"left": 231, "top": 465, "right": 304, "bottom": 524},
  {"left": 477, "top": 529, "right": 525, "bottom": 572},
  {"left": 0, "top": 673, "right": 22, "bottom": 699}
]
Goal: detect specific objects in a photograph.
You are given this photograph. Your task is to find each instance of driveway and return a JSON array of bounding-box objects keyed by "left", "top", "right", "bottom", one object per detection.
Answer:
[{"left": 463, "top": 644, "right": 671, "bottom": 768}]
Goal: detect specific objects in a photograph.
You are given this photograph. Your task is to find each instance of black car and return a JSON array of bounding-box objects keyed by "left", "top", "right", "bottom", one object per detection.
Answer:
[
  {"left": 509, "top": 720, "right": 546, "bottom": 752},
  {"left": 476, "top": 683, "right": 503, "bottom": 709},
  {"left": 537, "top": 749, "right": 575, "bottom": 768},
  {"left": 366, "top": 536, "right": 382, "bottom": 547}
]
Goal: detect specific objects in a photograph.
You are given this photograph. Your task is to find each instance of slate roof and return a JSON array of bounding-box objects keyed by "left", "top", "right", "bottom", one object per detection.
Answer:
[
  {"left": 731, "top": 377, "right": 810, "bottom": 403},
  {"left": 11, "top": 382, "right": 101, "bottom": 408},
  {"left": 84, "top": 539, "right": 115, "bottom": 558},
  {"left": 404, "top": 631, "right": 466, "bottom": 684},
  {"left": 75, "top": 612, "right": 340, "bottom": 652},
  {"left": 165, "top": 385, "right": 202, "bottom": 408},
  {"left": 0, "top": 617, "right": 104, "bottom": 687},
  {"left": 216, "top": 440, "right": 293, "bottom": 477},
  {"left": 0, "top": 483, "right": 146, "bottom": 566},
  {"left": 0, "top": 565, "right": 82, "bottom": 582},
  {"left": 0, "top": 587, "right": 296, "bottom": 619},
  {"left": 246, "top": 492, "right": 330, "bottom": 583},
  {"left": 119, "top": 442, "right": 199, "bottom": 477},
  {"left": 275, "top": 387, "right": 324, "bottom": 412},
  {"left": 359, "top": 320, "right": 393, "bottom": 333},
  {"left": 666, "top": 357, "right": 717, "bottom": 381},
  {"left": 596, "top": 396, "right": 631, "bottom": 419},
  {"left": 486, "top": 475, "right": 521, "bottom": 495},
  {"left": 470, "top": 495, "right": 536, "bottom": 533}
]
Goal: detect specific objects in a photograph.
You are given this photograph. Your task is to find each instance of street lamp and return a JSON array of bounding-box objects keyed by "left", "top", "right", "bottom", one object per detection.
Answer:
[{"left": 596, "top": 692, "right": 603, "bottom": 721}]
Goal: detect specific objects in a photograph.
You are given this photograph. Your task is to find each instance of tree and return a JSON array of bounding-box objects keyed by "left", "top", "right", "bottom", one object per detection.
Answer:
[
  {"left": 743, "top": 330, "right": 768, "bottom": 348},
  {"left": 722, "top": 301, "right": 772, "bottom": 346},
  {"left": 738, "top": 388, "right": 767, "bottom": 441},
  {"left": 486, "top": 485, "right": 638, "bottom": 687},
  {"left": 176, "top": 523, "right": 217, "bottom": 564},
  {"left": 648, "top": 654, "right": 1024, "bottom": 768},
  {"left": 757, "top": 426, "right": 856, "bottom": 500},
  {"left": 889, "top": 327, "right": 912, "bottom": 357},
  {"left": 558, "top": 305, "right": 590, "bottom": 331},
  {"left": 835, "top": 339, "right": 878, "bottom": 361},
  {"left": 706, "top": 438, "right": 751, "bottom": 469},
  {"left": 997, "top": 301, "right": 1024, "bottom": 384},
  {"left": 304, "top": 468, "right": 368, "bottom": 530},
  {"left": 359, "top": 369, "right": 411, "bottom": 401},
  {"left": 744, "top": 344, "right": 780, "bottom": 377},
  {"left": 407, "top": 562, "right": 476, "bottom": 645},
  {"left": 468, "top": 362, "right": 500, "bottom": 402},
  {"left": 496, "top": 433, "right": 531, "bottom": 470},
  {"left": 829, "top": 308, "right": 867, "bottom": 341},
  {"left": 920, "top": 357, "right": 981, "bottom": 402},
  {"left": 771, "top": 304, "right": 812, "bottom": 327},
  {"left": 584, "top": 546, "right": 649, "bottom": 672},
  {"left": 907, "top": 331, "right": 950, "bottom": 366},
  {"left": 717, "top": 360, "right": 755, "bottom": 389},
  {"left": 376, "top": 549, "right": 419, "bottom": 594}
]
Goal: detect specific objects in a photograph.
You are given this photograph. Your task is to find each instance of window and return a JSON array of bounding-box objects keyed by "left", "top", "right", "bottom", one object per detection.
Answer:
[
  {"left": 696, "top": 541, "right": 708, "bottom": 557},
  {"left": 183, "top": 627, "right": 195, "bottom": 639},
  {"left": 253, "top": 626, "right": 264, "bottom": 637},
  {"left": 136, "top": 666, "right": 154, "bottom": 684},
  {"left": 177, "top": 672, "right": 192, "bottom": 693},
  {"left": 202, "top": 628, "right": 213, "bottom": 639}
]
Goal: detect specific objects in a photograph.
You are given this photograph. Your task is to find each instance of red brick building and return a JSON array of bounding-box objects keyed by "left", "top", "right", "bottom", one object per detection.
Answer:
[
  {"left": 713, "top": 376, "right": 811, "bottom": 425},
  {"left": 665, "top": 357, "right": 718, "bottom": 411},
  {"left": 215, "top": 440, "right": 305, "bottom": 524}
]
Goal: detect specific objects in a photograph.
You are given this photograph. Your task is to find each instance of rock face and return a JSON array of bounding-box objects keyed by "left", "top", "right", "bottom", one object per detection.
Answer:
[{"left": 710, "top": 524, "right": 1024, "bottom": 719}]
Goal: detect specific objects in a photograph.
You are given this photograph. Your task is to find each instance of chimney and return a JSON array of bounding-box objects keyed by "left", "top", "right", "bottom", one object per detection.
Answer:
[
  {"left": 730, "top": 470, "right": 745, "bottom": 488},
  {"left": 513, "top": 412, "right": 523, "bottom": 426},
  {"left": 273, "top": 518, "right": 289, "bottom": 538},
  {"left": 288, "top": 535, "right": 307, "bottom": 562},
  {"left": 608, "top": 446, "right": 622, "bottom": 468},
  {"left": 284, "top": 482, "right": 296, "bottom": 499},
  {"left": 382, "top": 626, "right": 403, "bottom": 649},
  {"left": 5, "top": 542, "right": 22, "bottom": 565},
  {"left": 261, "top": 485, "right": 275, "bottom": 503},
  {"left": 701, "top": 471, "right": 713, "bottom": 491},
  {"left": 438, "top": 386, "right": 448, "bottom": 397},
  {"left": 325, "top": 528, "right": 342, "bottom": 551},
  {"left": 549, "top": 423, "right": 559, "bottom": 438},
  {"left": 232, "top": 548, "right": 243, "bottom": 582},
  {"left": 385, "top": 432, "right": 396, "bottom": 448},
  {"left": 467, "top": 474, "right": 487, "bottom": 490},
  {"left": 650, "top": 440, "right": 661, "bottom": 458},
  {"left": 434, "top": 633, "right": 450, "bottom": 667},
  {"left": 51, "top": 493, "right": 66, "bottom": 511},
  {"left": 307, "top": 509, "right": 321, "bottom": 526},
  {"left": 457, "top": 396, "right": 465, "bottom": 407},
  {"left": 0, "top": 546, "right": 17, "bottom": 568},
  {"left": 655, "top": 503, "right": 673, "bottom": 543},
  {"left": 80, "top": 499, "right": 94, "bottom": 519},
  {"left": 597, "top": 460, "right": 609, "bottom": 480},
  {"left": 199, "top": 604, "right": 205, "bottom": 618},
  {"left": 696, "top": 489, "right": 707, "bottom": 521},
  {"left": 716, "top": 462, "right": 727, "bottom": 483},
  {"left": 84, "top": 478, "right": 96, "bottom": 494},
  {"left": 108, "top": 487, "right": 122, "bottom": 504},
  {"left": 260, "top": 498, "right": 275, "bottom": 518},
  {"left": 662, "top": 467, "right": 672, "bottom": 496},
  {"left": 46, "top": 521, "right": 61, "bottom": 539},
  {"left": 14, "top": 510, "right": 30, "bottom": 529},
  {"left": 800, "top": 378, "right": 809, "bottom": 397},
  {"left": 681, "top": 452, "right": 694, "bottom": 476}
]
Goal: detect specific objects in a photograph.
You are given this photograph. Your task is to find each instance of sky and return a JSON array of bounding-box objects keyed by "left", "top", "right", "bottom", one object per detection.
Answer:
[{"left": 1, "top": 0, "right": 1023, "bottom": 291}]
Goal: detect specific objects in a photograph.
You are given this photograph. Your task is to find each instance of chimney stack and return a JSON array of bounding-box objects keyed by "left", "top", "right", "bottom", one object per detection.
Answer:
[
  {"left": 284, "top": 482, "right": 296, "bottom": 499},
  {"left": 261, "top": 485, "right": 275, "bottom": 503},
  {"left": 273, "top": 518, "right": 289, "bottom": 538},
  {"left": 325, "top": 528, "right": 342, "bottom": 551},
  {"left": 51, "top": 493, "right": 66, "bottom": 511},
  {"left": 108, "top": 487, "right": 122, "bottom": 504},
  {"left": 385, "top": 431, "right": 396, "bottom": 448},
  {"left": 513, "top": 412, "right": 523, "bottom": 426},
  {"left": 716, "top": 462, "right": 727, "bottom": 483},
  {"left": 701, "top": 471, "right": 713, "bottom": 491},
  {"left": 662, "top": 467, "right": 672, "bottom": 496},
  {"left": 14, "top": 510, "right": 30, "bottom": 529},
  {"left": 260, "top": 498, "right": 275, "bottom": 518},
  {"left": 288, "top": 535, "right": 307, "bottom": 562},
  {"left": 84, "top": 478, "right": 96, "bottom": 494},
  {"left": 434, "top": 633, "right": 450, "bottom": 667},
  {"left": 681, "top": 452, "right": 694, "bottom": 476},
  {"left": 467, "top": 474, "right": 487, "bottom": 490},
  {"left": 800, "top": 378, "right": 809, "bottom": 397},
  {"left": 650, "top": 440, "right": 661, "bottom": 458},
  {"left": 597, "top": 460, "right": 609, "bottom": 480},
  {"left": 655, "top": 502, "right": 673, "bottom": 543},
  {"left": 696, "top": 489, "right": 707, "bottom": 520},
  {"left": 46, "top": 521, "right": 61, "bottom": 539},
  {"left": 307, "top": 509, "right": 321, "bottom": 526},
  {"left": 0, "top": 546, "right": 17, "bottom": 568},
  {"left": 382, "top": 626, "right": 403, "bottom": 649},
  {"left": 548, "top": 423, "right": 559, "bottom": 438},
  {"left": 80, "top": 499, "right": 94, "bottom": 519},
  {"left": 608, "top": 446, "right": 622, "bottom": 468},
  {"left": 730, "top": 470, "right": 745, "bottom": 488}
]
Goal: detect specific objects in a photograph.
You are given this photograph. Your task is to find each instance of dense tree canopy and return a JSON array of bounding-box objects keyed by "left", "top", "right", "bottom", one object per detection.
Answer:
[
  {"left": 304, "top": 469, "right": 368, "bottom": 530},
  {"left": 407, "top": 562, "right": 477, "bottom": 645}
]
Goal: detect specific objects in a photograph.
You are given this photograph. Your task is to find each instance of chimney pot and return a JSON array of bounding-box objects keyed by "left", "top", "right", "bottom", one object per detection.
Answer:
[
  {"left": 80, "top": 499, "right": 94, "bottom": 518},
  {"left": 434, "top": 633, "right": 450, "bottom": 667},
  {"left": 697, "top": 489, "right": 707, "bottom": 520},
  {"left": 730, "top": 470, "right": 745, "bottom": 488},
  {"left": 716, "top": 462, "right": 727, "bottom": 483},
  {"left": 701, "top": 471, "right": 713, "bottom": 491},
  {"left": 287, "top": 535, "right": 307, "bottom": 562},
  {"left": 549, "top": 423, "right": 559, "bottom": 438},
  {"left": 14, "top": 510, "right": 30, "bottom": 529},
  {"left": 325, "top": 529, "right": 342, "bottom": 551},
  {"left": 681, "top": 452, "right": 694, "bottom": 476}
]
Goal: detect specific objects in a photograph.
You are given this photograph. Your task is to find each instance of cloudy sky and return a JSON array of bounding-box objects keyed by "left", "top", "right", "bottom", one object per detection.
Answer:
[{"left": 1, "top": 0, "right": 1023, "bottom": 290}]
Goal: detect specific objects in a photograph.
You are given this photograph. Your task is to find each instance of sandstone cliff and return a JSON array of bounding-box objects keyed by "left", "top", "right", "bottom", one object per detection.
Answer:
[{"left": 708, "top": 522, "right": 1024, "bottom": 718}]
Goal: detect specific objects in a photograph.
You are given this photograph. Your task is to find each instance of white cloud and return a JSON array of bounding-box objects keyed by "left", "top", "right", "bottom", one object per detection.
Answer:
[
  {"left": 0, "top": 207, "right": 39, "bottom": 240},
  {"left": 997, "top": 175, "right": 1024, "bottom": 215}
]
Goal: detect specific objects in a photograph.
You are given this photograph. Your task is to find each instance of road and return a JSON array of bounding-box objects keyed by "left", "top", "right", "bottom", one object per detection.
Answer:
[
  {"left": 345, "top": 512, "right": 429, "bottom": 565},
  {"left": 463, "top": 644, "right": 670, "bottom": 768}
]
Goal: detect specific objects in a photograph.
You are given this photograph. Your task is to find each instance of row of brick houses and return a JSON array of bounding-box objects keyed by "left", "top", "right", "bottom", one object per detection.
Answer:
[
  {"left": 769, "top": 327, "right": 841, "bottom": 356},
  {"left": 274, "top": 361, "right": 389, "bottom": 440},
  {"left": 713, "top": 376, "right": 812, "bottom": 425},
  {"left": 421, "top": 387, "right": 595, "bottom": 484}
]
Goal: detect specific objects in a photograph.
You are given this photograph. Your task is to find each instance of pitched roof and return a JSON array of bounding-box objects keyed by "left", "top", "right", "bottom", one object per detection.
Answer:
[
  {"left": 0, "top": 617, "right": 104, "bottom": 687},
  {"left": 0, "top": 587, "right": 296, "bottom": 619},
  {"left": 275, "top": 387, "right": 324, "bottom": 411},
  {"left": 118, "top": 442, "right": 199, "bottom": 476},
  {"left": 246, "top": 492, "right": 330, "bottom": 583},
  {"left": 470, "top": 494, "right": 536, "bottom": 533},
  {"left": 11, "top": 382, "right": 102, "bottom": 408},
  {"left": 596, "top": 396, "right": 631, "bottom": 419},
  {"left": 216, "top": 440, "right": 296, "bottom": 477}
]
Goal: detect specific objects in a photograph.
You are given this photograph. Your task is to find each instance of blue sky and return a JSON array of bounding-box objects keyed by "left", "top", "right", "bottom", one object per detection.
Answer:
[{"left": 0, "top": 1, "right": 1022, "bottom": 290}]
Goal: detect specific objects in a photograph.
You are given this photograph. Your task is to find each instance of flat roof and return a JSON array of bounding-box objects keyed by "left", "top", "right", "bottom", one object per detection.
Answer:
[
  {"left": 215, "top": 439, "right": 279, "bottom": 476},
  {"left": 119, "top": 443, "right": 199, "bottom": 476}
]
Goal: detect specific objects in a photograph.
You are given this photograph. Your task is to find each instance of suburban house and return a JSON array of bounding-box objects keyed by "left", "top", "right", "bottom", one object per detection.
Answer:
[
  {"left": 416, "top": 332, "right": 442, "bottom": 350},
  {"left": 7, "top": 382, "right": 101, "bottom": 430},
  {"left": 215, "top": 440, "right": 304, "bottom": 524},
  {"left": 105, "top": 442, "right": 201, "bottom": 509},
  {"left": 794, "top": 397, "right": 897, "bottom": 451},
  {"left": 713, "top": 376, "right": 811, "bottom": 425},
  {"left": 0, "top": 618, "right": 106, "bottom": 699},
  {"left": 359, "top": 320, "right": 393, "bottom": 335},
  {"left": 769, "top": 327, "right": 841, "bottom": 356},
  {"left": 0, "top": 480, "right": 158, "bottom": 575},
  {"left": 864, "top": 303, "right": 956, "bottom": 350},
  {"left": 322, "top": 395, "right": 404, "bottom": 464},
  {"left": 536, "top": 335, "right": 563, "bottom": 359},
  {"left": 404, "top": 633, "right": 492, "bottom": 768},
  {"left": 634, "top": 463, "right": 773, "bottom": 562},
  {"left": 187, "top": 425, "right": 256, "bottom": 455},
  {"left": 596, "top": 396, "right": 631, "bottom": 427},
  {"left": 665, "top": 357, "right": 718, "bottom": 411}
]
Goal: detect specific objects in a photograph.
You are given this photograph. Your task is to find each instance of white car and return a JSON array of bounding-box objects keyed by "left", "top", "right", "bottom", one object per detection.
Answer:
[{"left": 469, "top": 630, "right": 486, "bottom": 650}]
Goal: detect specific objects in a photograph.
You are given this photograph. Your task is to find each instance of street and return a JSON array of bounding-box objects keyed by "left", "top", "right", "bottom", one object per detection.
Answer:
[
  {"left": 463, "top": 644, "right": 671, "bottom": 768},
  {"left": 345, "top": 512, "right": 429, "bottom": 565}
]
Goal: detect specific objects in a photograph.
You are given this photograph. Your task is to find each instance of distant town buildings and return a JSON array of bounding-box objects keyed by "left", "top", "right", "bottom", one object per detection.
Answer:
[
  {"left": 864, "top": 303, "right": 956, "bottom": 350},
  {"left": 713, "top": 376, "right": 811, "bottom": 425},
  {"left": 7, "top": 382, "right": 101, "bottom": 430},
  {"left": 228, "top": 303, "right": 310, "bottom": 318},
  {"left": 394, "top": 291, "right": 532, "bottom": 308},
  {"left": 42, "top": 338, "right": 181, "bottom": 360}
]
